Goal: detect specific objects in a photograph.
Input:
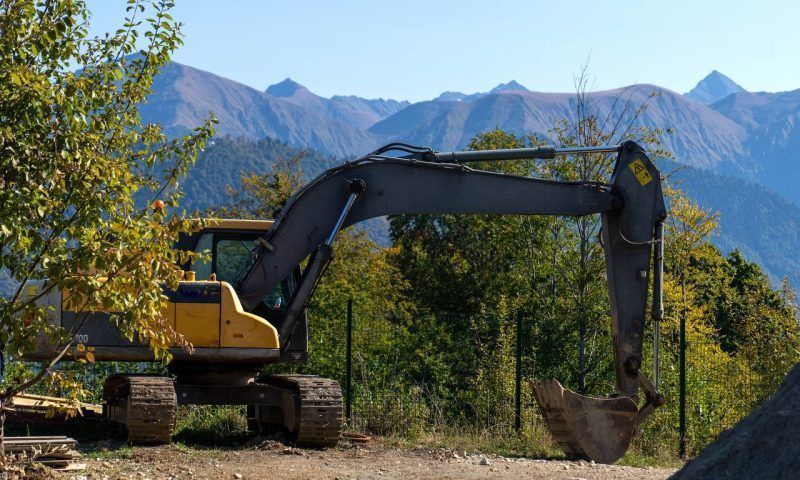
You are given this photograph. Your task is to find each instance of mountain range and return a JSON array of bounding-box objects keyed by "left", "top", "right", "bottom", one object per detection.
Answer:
[
  {"left": 144, "top": 63, "right": 800, "bottom": 206},
  {"left": 139, "top": 62, "right": 800, "bottom": 286}
]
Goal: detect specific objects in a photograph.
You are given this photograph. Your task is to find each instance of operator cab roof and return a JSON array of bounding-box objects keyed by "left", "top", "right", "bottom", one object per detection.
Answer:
[{"left": 198, "top": 218, "right": 274, "bottom": 231}]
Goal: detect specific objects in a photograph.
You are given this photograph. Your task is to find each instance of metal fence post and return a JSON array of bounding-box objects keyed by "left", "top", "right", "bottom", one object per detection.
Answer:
[
  {"left": 346, "top": 298, "right": 353, "bottom": 422},
  {"left": 679, "top": 281, "right": 687, "bottom": 458},
  {"left": 515, "top": 311, "right": 522, "bottom": 432}
]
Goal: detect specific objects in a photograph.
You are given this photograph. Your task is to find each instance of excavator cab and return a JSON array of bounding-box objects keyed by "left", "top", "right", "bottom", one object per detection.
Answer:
[{"left": 174, "top": 219, "right": 307, "bottom": 358}]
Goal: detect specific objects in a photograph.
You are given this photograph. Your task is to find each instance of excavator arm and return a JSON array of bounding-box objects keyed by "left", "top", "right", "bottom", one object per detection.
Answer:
[{"left": 234, "top": 140, "right": 666, "bottom": 463}]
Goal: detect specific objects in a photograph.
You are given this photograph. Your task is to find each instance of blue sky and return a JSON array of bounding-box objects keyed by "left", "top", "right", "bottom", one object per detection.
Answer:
[{"left": 86, "top": 0, "right": 800, "bottom": 102}]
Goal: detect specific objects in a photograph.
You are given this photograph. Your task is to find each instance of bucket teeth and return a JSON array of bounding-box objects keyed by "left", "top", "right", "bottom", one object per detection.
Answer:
[{"left": 532, "top": 379, "right": 639, "bottom": 464}]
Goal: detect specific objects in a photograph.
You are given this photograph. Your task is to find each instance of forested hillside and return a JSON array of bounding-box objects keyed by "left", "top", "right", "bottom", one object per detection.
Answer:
[
  {"left": 174, "top": 136, "right": 337, "bottom": 213},
  {"left": 139, "top": 60, "right": 800, "bottom": 206},
  {"left": 668, "top": 160, "right": 800, "bottom": 285}
]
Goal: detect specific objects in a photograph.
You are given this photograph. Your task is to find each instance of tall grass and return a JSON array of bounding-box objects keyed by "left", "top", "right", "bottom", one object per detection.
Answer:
[{"left": 173, "top": 405, "right": 249, "bottom": 446}]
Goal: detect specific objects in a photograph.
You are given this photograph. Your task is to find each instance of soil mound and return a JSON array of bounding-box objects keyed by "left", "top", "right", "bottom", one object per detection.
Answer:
[{"left": 672, "top": 362, "right": 800, "bottom": 479}]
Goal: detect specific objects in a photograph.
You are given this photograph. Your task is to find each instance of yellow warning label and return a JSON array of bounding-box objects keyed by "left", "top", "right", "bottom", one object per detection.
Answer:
[{"left": 629, "top": 159, "right": 653, "bottom": 186}]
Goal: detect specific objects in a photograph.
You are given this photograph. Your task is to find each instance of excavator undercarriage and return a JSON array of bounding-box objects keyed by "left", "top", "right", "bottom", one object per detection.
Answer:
[
  {"left": 24, "top": 140, "right": 665, "bottom": 463},
  {"left": 101, "top": 371, "right": 343, "bottom": 448}
]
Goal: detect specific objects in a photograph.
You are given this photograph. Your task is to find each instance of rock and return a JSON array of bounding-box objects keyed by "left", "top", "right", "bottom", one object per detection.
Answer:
[
  {"left": 233, "top": 475, "right": 243, "bottom": 479},
  {"left": 480, "top": 457, "right": 491, "bottom": 466}
]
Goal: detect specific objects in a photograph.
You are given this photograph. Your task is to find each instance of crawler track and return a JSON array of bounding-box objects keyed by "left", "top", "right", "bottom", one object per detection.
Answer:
[
  {"left": 102, "top": 374, "right": 177, "bottom": 444},
  {"left": 259, "top": 374, "right": 343, "bottom": 448}
]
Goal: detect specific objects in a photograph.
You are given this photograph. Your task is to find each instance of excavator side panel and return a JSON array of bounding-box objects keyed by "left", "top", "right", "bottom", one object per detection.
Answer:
[{"left": 219, "top": 282, "right": 280, "bottom": 349}]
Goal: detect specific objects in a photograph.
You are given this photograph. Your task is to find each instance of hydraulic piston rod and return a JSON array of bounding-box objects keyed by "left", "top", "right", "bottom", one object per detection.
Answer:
[
  {"left": 278, "top": 178, "right": 367, "bottom": 344},
  {"left": 325, "top": 178, "right": 366, "bottom": 245},
  {"left": 652, "top": 221, "right": 665, "bottom": 389},
  {"left": 431, "top": 145, "right": 622, "bottom": 163}
]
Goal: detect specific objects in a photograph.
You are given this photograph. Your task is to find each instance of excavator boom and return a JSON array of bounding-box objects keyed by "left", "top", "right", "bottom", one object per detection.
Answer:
[
  {"left": 236, "top": 161, "right": 616, "bottom": 308},
  {"left": 235, "top": 140, "right": 667, "bottom": 463}
]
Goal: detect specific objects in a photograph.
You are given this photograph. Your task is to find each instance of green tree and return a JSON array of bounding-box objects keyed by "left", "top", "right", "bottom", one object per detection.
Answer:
[
  {"left": 636, "top": 185, "right": 800, "bottom": 455},
  {"left": 210, "top": 152, "right": 304, "bottom": 220},
  {"left": 0, "top": 0, "right": 214, "bottom": 453},
  {"left": 539, "top": 69, "right": 674, "bottom": 393}
]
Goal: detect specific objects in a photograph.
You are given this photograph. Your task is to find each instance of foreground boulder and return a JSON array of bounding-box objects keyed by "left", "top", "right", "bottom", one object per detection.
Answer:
[{"left": 672, "top": 362, "right": 800, "bottom": 479}]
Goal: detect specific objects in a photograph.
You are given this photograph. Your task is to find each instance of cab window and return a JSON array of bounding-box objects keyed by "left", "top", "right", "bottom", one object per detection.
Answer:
[
  {"left": 190, "top": 233, "right": 213, "bottom": 280},
  {"left": 188, "top": 232, "right": 295, "bottom": 312},
  {"left": 215, "top": 239, "right": 252, "bottom": 284},
  {"left": 264, "top": 276, "right": 295, "bottom": 311}
]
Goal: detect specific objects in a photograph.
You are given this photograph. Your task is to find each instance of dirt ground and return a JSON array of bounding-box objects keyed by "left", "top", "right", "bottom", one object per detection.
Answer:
[{"left": 65, "top": 441, "right": 678, "bottom": 480}]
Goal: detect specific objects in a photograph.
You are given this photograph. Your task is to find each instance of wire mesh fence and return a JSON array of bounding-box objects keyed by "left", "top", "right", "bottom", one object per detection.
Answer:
[
  {"left": 319, "top": 299, "right": 775, "bottom": 458},
  {"left": 330, "top": 306, "right": 526, "bottom": 437}
]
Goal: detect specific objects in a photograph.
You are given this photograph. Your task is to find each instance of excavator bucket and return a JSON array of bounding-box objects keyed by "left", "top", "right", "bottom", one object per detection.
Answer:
[{"left": 532, "top": 379, "right": 639, "bottom": 464}]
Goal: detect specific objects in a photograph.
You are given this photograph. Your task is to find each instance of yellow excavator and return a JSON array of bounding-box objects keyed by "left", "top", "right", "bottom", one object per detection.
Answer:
[{"left": 22, "top": 140, "right": 666, "bottom": 464}]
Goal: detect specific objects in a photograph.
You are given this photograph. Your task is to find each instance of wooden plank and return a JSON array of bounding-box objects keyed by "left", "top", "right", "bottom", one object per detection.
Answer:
[
  {"left": 4, "top": 438, "right": 77, "bottom": 445},
  {"left": 4, "top": 438, "right": 77, "bottom": 444},
  {"left": 2, "top": 436, "right": 78, "bottom": 453},
  {"left": 10, "top": 393, "right": 103, "bottom": 415}
]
